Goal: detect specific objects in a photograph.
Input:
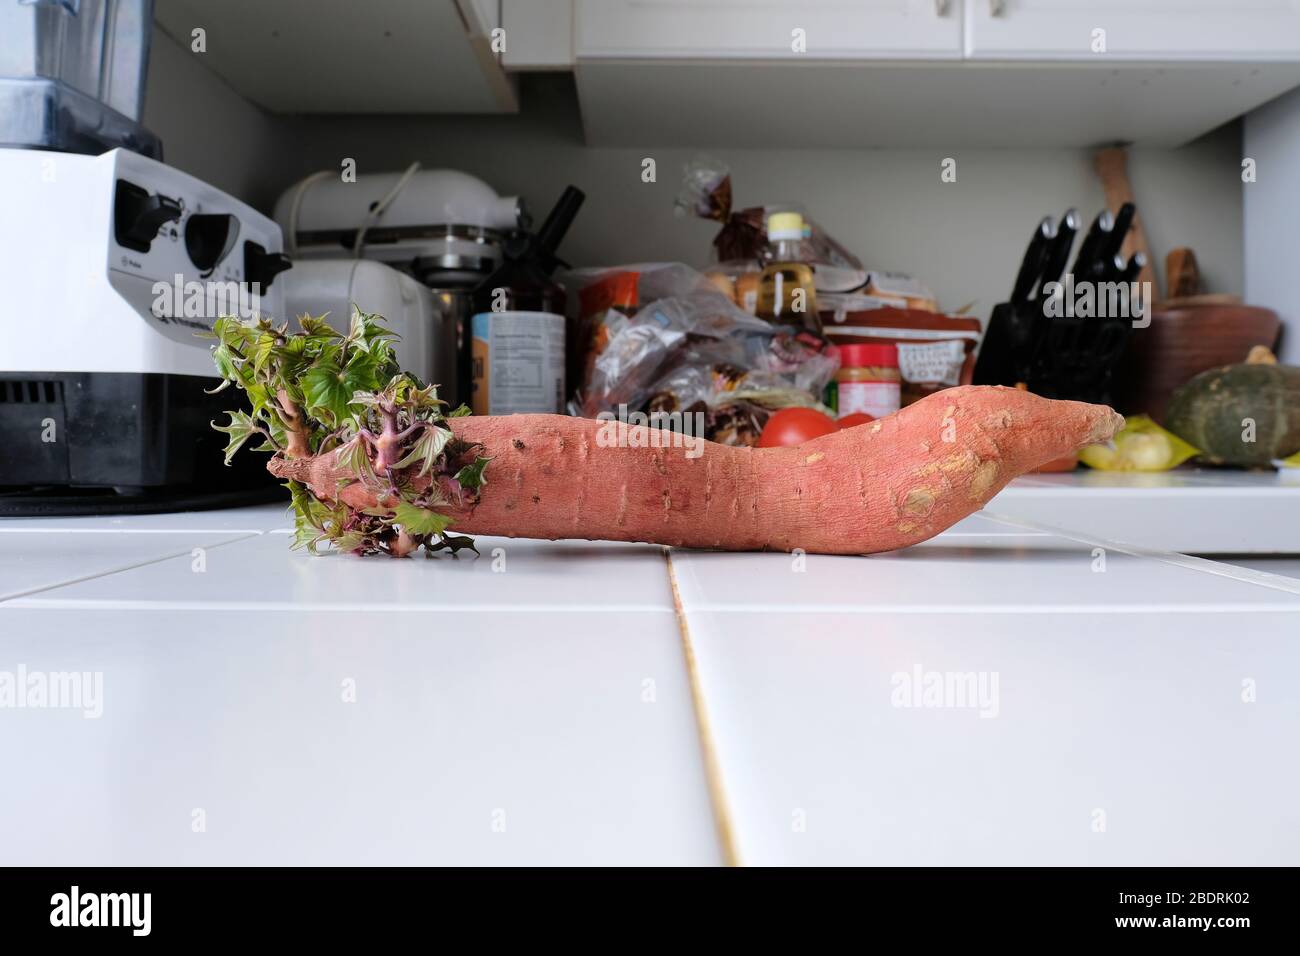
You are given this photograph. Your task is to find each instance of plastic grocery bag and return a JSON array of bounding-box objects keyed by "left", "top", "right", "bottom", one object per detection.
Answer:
[
  {"left": 582, "top": 297, "right": 695, "bottom": 414},
  {"left": 567, "top": 263, "right": 838, "bottom": 440},
  {"left": 1079, "top": 414, "right": 1200, "bottom": 472}
]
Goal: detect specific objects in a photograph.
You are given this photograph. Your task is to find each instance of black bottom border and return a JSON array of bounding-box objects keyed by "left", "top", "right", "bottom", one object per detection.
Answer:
[{"left": 0, "top": 866, "right": 1290, "bottom": 942}]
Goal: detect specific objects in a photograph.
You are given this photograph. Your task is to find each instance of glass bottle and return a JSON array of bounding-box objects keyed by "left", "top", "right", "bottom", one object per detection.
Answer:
[{"left": 756, "top": 211, "right": 821, "bottom": 333}]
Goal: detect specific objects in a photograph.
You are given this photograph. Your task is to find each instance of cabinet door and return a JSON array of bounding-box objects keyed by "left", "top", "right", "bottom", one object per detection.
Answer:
[
  {"left": 502, "top": 0, "right": 574, "bottom": 70},
  {"left": 966, "top": 0, "right": 1300, "bottom": 61},
  {"left": 575, "top": 0, "right": 963, "bottom": 60}
]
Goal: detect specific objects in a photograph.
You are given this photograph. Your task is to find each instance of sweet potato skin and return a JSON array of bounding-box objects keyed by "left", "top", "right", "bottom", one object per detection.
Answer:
[
  {"left": 270, "top": 385, "right": 1120, "bottom": 555},
  {"left": 449, "top": 385, "right": 1120, "bottom": 554}
]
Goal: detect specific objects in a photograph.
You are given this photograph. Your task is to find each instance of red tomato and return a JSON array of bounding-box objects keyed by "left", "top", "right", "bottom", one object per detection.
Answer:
[
  {"left": 836, "top": 412, "right": 876, "bottom": 430},
  {"left": 758, "top": 407, "right": 838, "bottom": 447}
]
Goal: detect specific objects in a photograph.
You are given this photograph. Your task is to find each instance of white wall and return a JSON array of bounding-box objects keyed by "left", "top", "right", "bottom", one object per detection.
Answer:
[
  {"left": 144, "top": 47, "right": 1245, "bottom": 324},
  {"left": 142, "top": 27, "right": 298, "bottom": 210},
  {"left": 1244, "top": 85, "right": 1300, "bottom": 365},
  {"left": 274, "top": 76, "right": 1246, "bottom": 320}
]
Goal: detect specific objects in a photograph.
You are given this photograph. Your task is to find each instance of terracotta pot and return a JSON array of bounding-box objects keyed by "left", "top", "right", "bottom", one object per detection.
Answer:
[{"left": 1113, "top": 303, "right": 1280, "bottom": 422}]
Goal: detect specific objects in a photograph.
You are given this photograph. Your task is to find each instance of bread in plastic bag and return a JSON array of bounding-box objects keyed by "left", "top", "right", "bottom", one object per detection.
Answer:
[{"left": 674, "top": 156, "right": 866, "bottom": 292}]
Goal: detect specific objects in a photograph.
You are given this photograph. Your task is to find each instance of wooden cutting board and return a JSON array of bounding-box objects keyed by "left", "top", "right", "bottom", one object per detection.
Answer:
[{"left": 1095, "top": 146, "right": 1158, "bottom": 298}]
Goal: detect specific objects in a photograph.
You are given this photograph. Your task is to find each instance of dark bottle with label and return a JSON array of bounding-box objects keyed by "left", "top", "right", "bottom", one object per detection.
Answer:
[{"left": 469, "top": 186, "right": 584, "bottom": 416}]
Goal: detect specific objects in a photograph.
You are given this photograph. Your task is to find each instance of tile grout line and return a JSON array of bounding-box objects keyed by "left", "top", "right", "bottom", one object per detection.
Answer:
[
  {"left": 6, "top": 599, "right": 676, "bottom": 612},
  {"left": 0, "top": 527, "right": 272, "bottom": 534},
  {"left": 14, "top": 597, "right": 1298, "bottom": 614},
  {"left": 662, "top": 547, "right": 742, "bottom": 869},
  {"left": 640, "top": 602, "right": 1300, "bottom": 614},
  {"left": 1002, "top": 471, "right": 1300, "bottom": 492},
  {"left": 0, "top": 532, "right": 263, "bottom": 605},
  {"left": 981, "top": 510, "right": 1300, "bottom": 596}
]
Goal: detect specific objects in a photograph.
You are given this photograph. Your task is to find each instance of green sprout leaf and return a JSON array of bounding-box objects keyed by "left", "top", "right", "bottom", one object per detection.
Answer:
[
  {"left": 394, "top": 501, "right": 452, "bottom": 538},
  {"left": 331, "top": 532, "right": 367, "bottom": 554},
  {"left": 301, "top": 357, "right": 351, "bottom": 426},
  {"left": 297, "top": 314, "right": 340, "bottom": 339},
  {"left": 212, "top": 410, "right": 259, "bottom": 465},
  {"left": 455, "top": 456, "right": 491, "bottom": 492},
  {"left": 349, "top": 308, "right": 400, "bottom": 350},
  {"left": 252, "top": 333, "right": 278, "bottom": 376},
  {"left": 391, "top": 425, "right": 451, "bottom": 477},
  {"left": 212, "top": 342, "right": 238, "bottom": 382}
]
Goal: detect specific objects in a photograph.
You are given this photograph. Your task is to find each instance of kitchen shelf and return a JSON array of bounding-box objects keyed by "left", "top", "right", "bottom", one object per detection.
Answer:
[
  {"left": 575, "top": 59, "right": 1300, "bottom": 148},
  {"left": 153, "top": 0, "right": 517, "bottom": 114}
]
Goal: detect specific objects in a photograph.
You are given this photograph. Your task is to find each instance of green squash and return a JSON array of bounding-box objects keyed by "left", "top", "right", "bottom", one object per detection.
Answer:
[{"left": 1164, "top": 362, "right": 1300, "bottom": 466}]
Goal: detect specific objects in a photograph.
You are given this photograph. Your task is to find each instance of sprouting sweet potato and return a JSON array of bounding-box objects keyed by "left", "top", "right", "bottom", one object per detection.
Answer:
[{"left": 268, "top": 385, "right": 1123, "bottom": 555}]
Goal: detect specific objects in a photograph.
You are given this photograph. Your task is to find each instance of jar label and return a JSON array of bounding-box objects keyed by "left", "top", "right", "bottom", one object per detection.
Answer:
[
  {"left": 471, "top": 311, "right": 566, "bottom": 415},
  {"left": 838, "top": 381, "right": 901, "bottom": 420},
  {"left": 897, "top": 340, "right": 966, "bottom": 387}
]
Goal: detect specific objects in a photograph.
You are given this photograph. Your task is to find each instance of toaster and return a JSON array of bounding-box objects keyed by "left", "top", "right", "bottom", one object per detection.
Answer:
[{"left": 281, "top": 258, "right": 458, "bottom": 401}]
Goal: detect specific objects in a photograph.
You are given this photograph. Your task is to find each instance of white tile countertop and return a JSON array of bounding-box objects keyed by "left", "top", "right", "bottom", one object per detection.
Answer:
[
  {"left": 2, "top": 472, "right": 1298, "bottom": 866},
  {"left": 993, "top": 467, "right": 1300, "bottom": 554}
]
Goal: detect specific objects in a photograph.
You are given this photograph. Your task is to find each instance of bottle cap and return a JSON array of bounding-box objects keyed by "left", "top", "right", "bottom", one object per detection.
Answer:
[
  {"left": 767, "top": 211, "right": 805, "bottom": 241},
  {"left": 838, "top": 342, "right": 898, "bottom": 368}
]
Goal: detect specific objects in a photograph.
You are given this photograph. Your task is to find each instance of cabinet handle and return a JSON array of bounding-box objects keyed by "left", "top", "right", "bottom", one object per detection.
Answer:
[
  {"left": 989, "top": 0, "right": 1007, "bottom": 16},
  {"left": 934, "top": 0, "right": 952, "bottom": 16}
]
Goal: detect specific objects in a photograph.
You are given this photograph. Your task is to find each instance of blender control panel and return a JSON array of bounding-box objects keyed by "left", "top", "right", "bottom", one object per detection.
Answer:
[{"left": 108, "top": 150, "right": 288, "bottom": 324}]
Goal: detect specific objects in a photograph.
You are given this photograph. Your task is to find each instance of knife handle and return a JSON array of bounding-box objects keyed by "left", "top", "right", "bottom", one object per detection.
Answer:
[
  {"left": 1039, "top": 208, "right": 1079, "bottom": 287},
  {"left": 1121, "top": 251, "right": 1147, "bottom": 283},
  {"left": 1071, "top": 209, "right": 1114, "bottom": 280},
  {"left": 1011, "top": 217, "right": 1053, "bottom": 303},
  {"left": 1095, "top": 201, "right": 1132, "bottom": 264}
]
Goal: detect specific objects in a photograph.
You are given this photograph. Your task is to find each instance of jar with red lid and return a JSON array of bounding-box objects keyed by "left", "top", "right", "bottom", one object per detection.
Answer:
[{"left": 832, "top": 343, "right": 900, "bottom": 420}]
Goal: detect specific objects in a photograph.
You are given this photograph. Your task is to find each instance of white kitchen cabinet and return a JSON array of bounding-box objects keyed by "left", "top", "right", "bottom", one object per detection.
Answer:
[
  {"left": 153, "top": 0, "right": 518, "bottom": 114},
  {"left": 149, "top": 1, "right": 1300, "bottom": 147},
  {"left": 502, "top": 0, "right": 575, "bottom": 70},
  {"left": 576, "top": 58, "right": 1300, "bottom": 147},
  {"left": 575, "top": 0, "right": 964, "bottom": 60},
  {"left": 573, "top": 0, "right": 1300, "bottom": 147},
  {"left": 578, "top": 0, "right": 1300, "bottom": 63},
  {"left": 966, "top": 0, "right": 1300, "bottom": 61}
]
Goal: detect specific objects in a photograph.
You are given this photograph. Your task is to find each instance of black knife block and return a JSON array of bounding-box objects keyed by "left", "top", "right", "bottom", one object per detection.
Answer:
[{"left": 973, "top": 299, "right": 1133, "bottom": 406}]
